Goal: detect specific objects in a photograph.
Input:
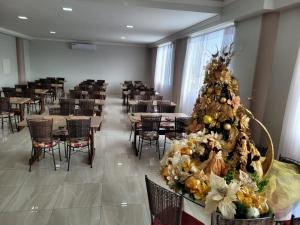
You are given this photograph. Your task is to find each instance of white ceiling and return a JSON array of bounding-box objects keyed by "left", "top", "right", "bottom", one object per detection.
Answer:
[{"left": 0, "top": 0, "right": 224, "bottom": 44}]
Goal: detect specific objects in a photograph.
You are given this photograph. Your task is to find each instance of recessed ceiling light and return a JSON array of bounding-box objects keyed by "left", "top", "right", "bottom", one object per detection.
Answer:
[
  {"left": 62, "top": 7, "right": 73, "bottom": 12},
  {"left": 126, "top": 25, "right": 134, "bottom": 29},
  {"left": 18, "top": 16, "right": 28, "bottom": 20},
  {"left": 121, "top": 36, "right": 126, "bottom": 40},
  {"left": 50, "top": 31, "right": 56, "bottom": 34}
]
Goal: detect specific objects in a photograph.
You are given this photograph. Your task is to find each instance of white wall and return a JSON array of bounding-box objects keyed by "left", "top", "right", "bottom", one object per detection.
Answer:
[
  {"left": 263, "top": 6, "right": 300, "bottom": 153},
  {"left": 231, "top": 16, "right": 262, "bottom": 107},
  {"left": 0, "top": 33, "right": 18, "bottom": 88},
  {"left": 29, "top": 40, "right": 150, "bottom": 94}
]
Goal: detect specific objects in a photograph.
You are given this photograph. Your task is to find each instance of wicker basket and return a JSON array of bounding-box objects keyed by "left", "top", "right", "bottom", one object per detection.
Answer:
[
  {"left": 216, "top": 214, "right": 274, "bottom": 225},
  {"left": 245, "top": 109, "right": 274, "bottom": 178}
]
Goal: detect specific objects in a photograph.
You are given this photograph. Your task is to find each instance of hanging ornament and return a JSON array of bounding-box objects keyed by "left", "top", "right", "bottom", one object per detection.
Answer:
[
  {"left": 223, "top": 123, "right": 232, "bottom": 130},
  {"left": 203, "top": 115, "right": 213, "bottom": 124},
  {"left": 220, "top": 97, "right": 227, "bottom": 103}
]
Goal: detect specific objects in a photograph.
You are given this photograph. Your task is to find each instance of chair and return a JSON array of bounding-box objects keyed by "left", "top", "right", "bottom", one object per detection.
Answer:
[
  {"left": 129, "top": 103, "right": 148, "bottom": 141},
  {"left": 163, "top": 117, "right": 191, "bottom": 154},
  {"left": 2, "top": 87, "right": 17, "bottom": 97},
  {"left": 69, "top": 90, "right": 83, "bottom": 99},
  {"left": 78, "top": 99, "right": 95, "bottom": 116},
  {"left": 157, "top": 103, "right": 176, "bottom": 113},
  {"left": 139, "top": 100, "right": 155, "bottom": 113},
  {"left": 145, "top": 175, "right": 183, "bottom": 225},
  {"left": 24, "top": 89, "right": 40, "bottom": 114},
  {"left": 27, "top": 118, "right": 61, "bottom": 171},
  {"left": 59, "top": 98, "right": 76, "bottom": 116},
  {"left": 291, "top": 215, "right": 300, "bottom": 225},
  {"left": 15, "top": 84, "right": 27, "bottom": 93},
  {"left": 0, "top": 97, "right": 17, "bottom": 133},
  {"left": 216, "top": 214, "right": 274, "bottom": 225},
  {"left": 138, "top": 115, "right": 162, "bottom": 159},
  {"left": 151, "top": 95, "right": 163, "bottom": 100},
  {"left": 66, "top": 118, "right": 91, "bottom": 171}
]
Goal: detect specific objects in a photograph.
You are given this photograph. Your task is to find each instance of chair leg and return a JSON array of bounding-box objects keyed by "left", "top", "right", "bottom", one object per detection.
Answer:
[
  {"left": 157, "top": 140, "right": 160, "bottom": 159},
  {"left": 163, "top": 136, "right": 167, "bottom": 155},
  {"left": 139, "top": 139, "right": 144, "bottom": 160},
  {"left": 67, "top": 146, "right": 71, "bottom": 171},
  {"left": 43, "top": 148, "right": 46, "bottom": 158},
  {"left": 8, "top": 116, "right": 14, "bottom": 133},
  {"left": 29, "top": 147, "right": 34, "bottom": 172},
  {"left": 129, "top": 126, "right": 133, "bottom": 141},
  {"left": 51, "top": 147, "right": 56, "bottom": 170},
  {"left": 58, "top": 143, "right": 62, "bottom": 161},
  {"left": 1, "top": 117, "right": 3, "bottom": 129}
]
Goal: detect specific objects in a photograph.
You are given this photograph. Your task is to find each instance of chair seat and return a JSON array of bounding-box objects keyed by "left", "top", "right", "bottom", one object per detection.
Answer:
[
  {"left": 0, "top": 112, "right": 15, "bottom": 118},
  {"left": 68, "top": 138, "right": 89, "bottom": 148},
  {"left": 140, "top": 131, "right": 159, "bottom": 140},
  {"left": 33, "top": 140, "right": 58, "bottom": 148}
]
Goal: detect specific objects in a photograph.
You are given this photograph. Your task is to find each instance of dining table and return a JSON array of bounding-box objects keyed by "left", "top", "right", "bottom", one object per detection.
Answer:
[
  {"left": 18, "top": 115, "right": 103, "bottom": 166},
  {"left": 128, "top": 112, "right": 188, "bottom": 156},
  {"left": 9, "top": 97, "right": 31, "bottom": 124}
]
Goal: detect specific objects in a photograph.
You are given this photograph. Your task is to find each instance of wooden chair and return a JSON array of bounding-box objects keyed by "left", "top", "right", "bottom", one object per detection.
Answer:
[
  {"left": 27, "top": 118, "right": 61, "bottom": 171},
  {"left": 24, "top": 88, "right": 40, "bottom": 114},
  {"left": 163, "top": 117, "right": 191, "bottom": 154},
  {"left": 138, "top": 115, "right": 161, "bottom": 159},
  {"left": 59, "top": 98, "right": 76, "bottom": 116},
  {"left": 0, "top": 97, "right": 17, "bottom": 133},
  {"left": 145, "top": 175, "right": 183, "bottom": 225},
  {"left": 78, "top": 99, "right": 95, "bottom": 116},
  {"left": 66, "top": 118, "right": 91, "bottom": 171},
  {"left": 158, "top": 104, "right": 176, "bottom": 113}
]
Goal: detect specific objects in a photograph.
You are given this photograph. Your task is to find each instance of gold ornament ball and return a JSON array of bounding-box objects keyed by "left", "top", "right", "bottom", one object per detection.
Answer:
[
  {"left": 223, "top": 123, "right": 231, "bottom": 130},
  {"left": 203, "top": 115, "right": 213, "bottom": 124},
  {"left": 220, "top": 97, "right": 227, "bottom": 103},
  {"left": 207, "top": 87, "right": 213, "bottom": 94}
]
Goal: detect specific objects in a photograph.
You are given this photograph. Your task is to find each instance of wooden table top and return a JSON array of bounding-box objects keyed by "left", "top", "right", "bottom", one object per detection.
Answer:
[
  {"left": 128, "top": 100, "right": 176, "bottom": 106},
  {"left": 18, "top": 115, "right": 103, "bottom": 130},
  {"left": 51, "top": 83, "right": 64, "bottom": 88},
  {"left": 128, "top": 112, "right": 188, "bottom": 123},
  {"left": 74, "top": 99, "right": 105, "bottom": 106},
  {"left": 9, "top": 97, "right": 31, "bottom": 105}
]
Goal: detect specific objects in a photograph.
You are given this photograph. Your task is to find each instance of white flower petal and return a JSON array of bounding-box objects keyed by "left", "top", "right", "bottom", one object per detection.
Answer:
[{"left": 218, "top": 200, "right": 236, "bottom": 220}]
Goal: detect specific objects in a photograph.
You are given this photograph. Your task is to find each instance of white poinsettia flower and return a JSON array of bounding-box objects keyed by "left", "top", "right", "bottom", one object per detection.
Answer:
[
  {"left": 205, "top": 173, "right": 241, "bottom": 219},
  {"left": 239, "top": 170, "right": 258, "bottom": 191}
]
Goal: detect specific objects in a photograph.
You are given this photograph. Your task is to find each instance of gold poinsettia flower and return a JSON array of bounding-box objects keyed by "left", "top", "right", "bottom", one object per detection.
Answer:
[
  {"left": 220, "top": 70, "right": 232, "bottom": 84},
  {"left": 240, "top": 114, "right": 250, "bottom": 130},
  {"left": 185, "top": 171, "right": 210, "bottom": 200}
]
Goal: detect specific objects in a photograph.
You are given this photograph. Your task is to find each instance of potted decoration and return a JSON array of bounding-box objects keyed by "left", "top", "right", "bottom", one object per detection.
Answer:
[{"left": 161, "top": 47, "right": 274, "bottom": 224}]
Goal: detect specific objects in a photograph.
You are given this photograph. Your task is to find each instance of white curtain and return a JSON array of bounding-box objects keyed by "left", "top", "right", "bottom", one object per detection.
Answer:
[
  {"left": 179, "top": 26, "right": 235, "bottom": 115},
  {"left": 154, "top": 43, "right": 174, "bottom": 100},
  {"left": 278, "top": 46, "right": 300, "bottom": 161}
]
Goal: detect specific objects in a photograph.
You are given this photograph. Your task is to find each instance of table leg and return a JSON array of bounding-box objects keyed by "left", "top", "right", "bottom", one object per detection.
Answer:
[
  {"left": 126, "top": 95, "right": 130, "bottom": 113},
  {"left": 132, "top": 122, "right": 138, "bottom": 156},
  {"left": 19, "top": 104, "right": 25, "bottom": 122},
  {"left": 39, "top": 96, "right": 45, "bottom": 114}
]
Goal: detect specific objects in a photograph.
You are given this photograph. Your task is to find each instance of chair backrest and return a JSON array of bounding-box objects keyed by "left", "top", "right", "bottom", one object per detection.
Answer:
[
  {"left": 150, "top": 95, "right": 163, "bottom": 100},
  {"left": 141, "top": 115, "right": 161, "bottom": 132},
  {"left": 175, "top": 117, "right": 191, "bottom": 134},
  {"left": 66, "top": 118, "right": 91, "bottom": 140},
  {"left": 132, "top": 103, "right": 148, "bottom": 113},
  {"left": 2, "top": 87, "right": 16, "bottom": 97},
  {"left": 27, "top": 119, "right": 53, "bottom": 143},
  {"left": 139, "top": 100, "right": 154, "bottom": 112},
  {"left": 79, "top": 99, "right": 95, "bottom": 116},
  {"left": 59, "top": 98, "right": 76, "bottom": 116},
  {"left": 291, "top": 215, "right": 300, "bottom": 225},
  {"left": 145, "top": 175, "right": 183, "bottom": 225},
  {"left": 27, "top": 82, "right": 37, "bottom": 88},
  {"left": 0, "top": 97, "right": 11, "bottom": 113},
  {"left": 216, "top": 214, "right": 274, "bottom": 225},
  {"left": 158, "top": 104, "right": 176, "bottom": 113}
]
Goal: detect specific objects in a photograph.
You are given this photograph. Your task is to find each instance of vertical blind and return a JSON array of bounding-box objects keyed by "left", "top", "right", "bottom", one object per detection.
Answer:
[
  {"left": 179, "top": 26, "right": 235, "bottom": 115},
  {"left": 154, "top": 43, "right": 174, "bottom": 100}
]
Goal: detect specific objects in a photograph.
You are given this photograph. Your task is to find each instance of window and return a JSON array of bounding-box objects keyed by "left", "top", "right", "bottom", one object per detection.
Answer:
[
  {"left": 179, "top": 26, "right": 235, "bottom": 115},
  {"left": 154, "top": 43, "right": 174, "bottom": 100}
]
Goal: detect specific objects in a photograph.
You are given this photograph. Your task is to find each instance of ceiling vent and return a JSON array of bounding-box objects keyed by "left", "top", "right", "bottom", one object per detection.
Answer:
[{"left": 70, "top": 42, "right": 97, "bottom": 51}]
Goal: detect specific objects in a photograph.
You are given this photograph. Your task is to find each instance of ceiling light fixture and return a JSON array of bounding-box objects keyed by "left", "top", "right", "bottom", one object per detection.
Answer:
[
  {"left": 18, "top": 16, "right": 28, "bottom": 20},
  {"left": 121, "top": 36, "right": 126, "bottom": 40},
  {"left": 62, "top": 7, "right": 73, "bottom": 12},
  {"left": 126, "top": 25, "right": 134, "bottom": 29},
  {"left": 50, "top": 31, "right": 56, "bottom": 34}
]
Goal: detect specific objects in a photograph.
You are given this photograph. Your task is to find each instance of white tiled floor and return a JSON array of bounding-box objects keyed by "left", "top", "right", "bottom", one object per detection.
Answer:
[{"left": 0, "top": 95, "right": 166, "bottom": 225}]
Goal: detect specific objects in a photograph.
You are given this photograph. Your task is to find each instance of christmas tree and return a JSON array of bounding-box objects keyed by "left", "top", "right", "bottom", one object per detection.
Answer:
[{"left": 187, "top": 47, "right": 263, "bottom": 178}]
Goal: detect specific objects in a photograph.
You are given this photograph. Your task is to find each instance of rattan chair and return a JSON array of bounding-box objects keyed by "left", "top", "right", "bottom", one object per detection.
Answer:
[
  {"left": 78, "top": 99, "right": 95, "bottom": 116},
  {"left": 24, "top": 89, "right": 40, "bottom": 114},
  {"left": 0, "top": 97, "right": 17, "bottom": 133},
  {"left": 59, "top": 98, "right": 76, "bottom": 116},
  {"left": 66, "top": 118, "right": 91, "bottom": 171},
  {"left": 215, "top": 214, "right": 274, "bottom": 225},
  {"left": 163, "top": 117, "right": 191, "bottom": 154},
  {"left": 150, "top": 95, "right": 163, "bottom": 100},
  {"left": 138, "top": 115, "right": 162, "bottom": 159},
  {"left": 27, "top": 118, "right": 61, "bottom": 171},
  {"left": 139, "top": 100, "right": 155, "bottom": 113},
  {"left": 129, "top": 103, "right": 148, "bottom": 141},
  {"left": 145, "top": 175, "right": 183, "bottom": 225},
  {"left": 291, "top": 215, "right": 300, "bottom": 225}
]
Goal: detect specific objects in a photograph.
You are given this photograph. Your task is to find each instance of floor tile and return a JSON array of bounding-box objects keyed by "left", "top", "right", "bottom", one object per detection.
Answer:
[
  {"left": 64, "top": 167, "right": 103, "bottom": 184},
  {"left": 54, "top": 183, "right": 101, "bottom": 209},
  {"left": 0, "top": 210, "right": 52, "bottom": 225},
  {"left": 0, "top": 169, "right": 29, "bottom": 187},
  {"left": 23, "top": 169, "right": 67, "bottom": 186},
  {"left": 0, "top": 186, "right": 20, "bottom": 212},
  {"left": 47, "top": 207, "right": 101, "bottom": 225}
]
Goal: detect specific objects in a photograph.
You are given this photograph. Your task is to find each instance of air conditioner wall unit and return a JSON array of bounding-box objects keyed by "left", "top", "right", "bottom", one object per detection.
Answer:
[{"left": 70, "top": 42, "right": 97, "bottom": 51}]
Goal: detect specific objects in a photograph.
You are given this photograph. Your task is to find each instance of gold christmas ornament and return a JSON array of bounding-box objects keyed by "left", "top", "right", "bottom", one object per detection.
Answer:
[
  {"left": 220, "top": 97, "right": 227, "bottom": 103},
  {"left": 223, "top": 123, "right": 232, "bottom": 130},
  {"left": 203, "top": 115, "right": 213, "bottom": 124}
]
